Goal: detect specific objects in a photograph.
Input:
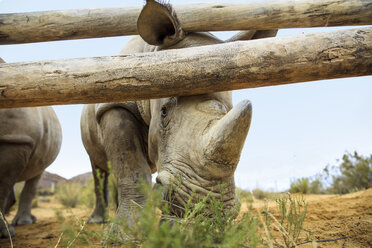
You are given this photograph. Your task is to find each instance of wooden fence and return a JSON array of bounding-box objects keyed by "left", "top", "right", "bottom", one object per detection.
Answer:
[
  {"left": 0, "top": 0, "right": 371, "bottom": 108},
  {"left": 0, "top": 0, "right": 371, "bottom": 44}
]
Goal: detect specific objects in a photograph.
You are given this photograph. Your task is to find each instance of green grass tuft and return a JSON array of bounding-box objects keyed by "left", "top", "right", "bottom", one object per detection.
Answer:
[{"left": 55, "top": 182, "right": 312, "bottom": 248}]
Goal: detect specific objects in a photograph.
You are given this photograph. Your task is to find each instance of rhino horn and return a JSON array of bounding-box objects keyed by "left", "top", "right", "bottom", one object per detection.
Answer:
[{"left": 203, "top": 100, "right": 252, "bottom": 171}]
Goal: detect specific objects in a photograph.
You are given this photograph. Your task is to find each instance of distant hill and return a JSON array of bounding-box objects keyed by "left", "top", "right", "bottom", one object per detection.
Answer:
[
  {"left": 38, "top": 171, "right": 93, "bottom": 189},
  {"left": 68, "top": 172, "right": 93, "bottom": 185},
  {"left": 38, "top": 171, "right": 67, "bottom": 189}
]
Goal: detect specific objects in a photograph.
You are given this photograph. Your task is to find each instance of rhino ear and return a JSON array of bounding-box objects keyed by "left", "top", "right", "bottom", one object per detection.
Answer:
[{"left": 137, "top": 0, "right": 185, "bottom": 46}]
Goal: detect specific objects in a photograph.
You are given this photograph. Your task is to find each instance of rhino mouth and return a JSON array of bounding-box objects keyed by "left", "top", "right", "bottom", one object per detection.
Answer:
[{"left": 155, "top": 164, "right": 238, "bottom": 217}]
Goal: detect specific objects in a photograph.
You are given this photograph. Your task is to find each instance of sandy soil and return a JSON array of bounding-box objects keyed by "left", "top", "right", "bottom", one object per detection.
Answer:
[
  {"left": 1, "top": 189, "right": 371, "bottom": 248},
  {"left": 0, "top": 200, "right": 91, "bottom": 248},
  {"left": 242, "top": 189, "right": 372, "bottom": 248}
]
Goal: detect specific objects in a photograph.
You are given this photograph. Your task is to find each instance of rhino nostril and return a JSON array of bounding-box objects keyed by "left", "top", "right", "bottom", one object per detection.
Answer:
[{"left": 155, "top": 177, "right": 162, "bottom": 185}]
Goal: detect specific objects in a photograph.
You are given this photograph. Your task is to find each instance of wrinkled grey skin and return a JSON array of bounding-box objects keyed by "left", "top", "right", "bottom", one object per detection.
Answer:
[
  {"left": 81, "top": 0, "right": 276, "bottom": 225},
  {"left": 0, "top": 68, "right": 62, "bottom": 237}
]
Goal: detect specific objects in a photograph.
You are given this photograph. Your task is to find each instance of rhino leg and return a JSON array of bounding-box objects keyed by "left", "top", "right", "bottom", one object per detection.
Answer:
[
  {"left": 0, "top": 186, "right": 15, "bottom": 238},
  {"left": 87, "top": 161, "right": 109, "bottom": 224},
  {"left": 0, "top": 143, "right": 31, "bottom": 238},
  {"left": 100, "top": 108, "right": 151, "bottom": 225},
  {"left": 12, "top": 174, "right": 41, "bottom": 225},
  {"left": 4, "top": 188, "right": 16, "bottom": 215}
]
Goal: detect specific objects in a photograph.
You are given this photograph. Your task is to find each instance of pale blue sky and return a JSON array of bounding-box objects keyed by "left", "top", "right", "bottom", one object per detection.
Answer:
[{"left": 1, "top": 0, "right": 371, "bottom": 191}]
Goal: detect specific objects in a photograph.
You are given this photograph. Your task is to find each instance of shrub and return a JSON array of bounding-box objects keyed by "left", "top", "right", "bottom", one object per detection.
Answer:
[
  {"left": 80, "top": 179, "right": 95, "bottom": 209},
  {"left": 236, "top": 187, "right": 275, "bottom": 202},
  {"left": 108, "top": 171, "right": 118, "bottom": 210},
  {"left": 14, "top": 182, "right": 25, "bottom": 200},
  {"left": 58, "top": 183, "right": 264, "bottom": 247},
  {"left": 11, "top": 182, "right": 38, "bottom": 211},
  {"left": 329, "top": 152, "right": 372, "bottom": 194},
  {"left": 235, "top": 187, "right": 253, "bottom": 203},
  {"left": 288, "top": 151, "right": 372, "bottom": 194},
  {"left": 308, "top": 178, "right": 324, "bottom": 194},
  {"left": 289, "top": 178, "right": 310, "bottom": 194},
  {"left": 31, "top": 196, "right": 38, "bottom": 208},
  {"left": 252, "top": 188, "right": 275, "bottom": 200},
  {"left": 274, "top": 194, "right": 312, "bottom": 247},
  {"left": 55, "top": 183, "right": 81, "bottom": 208},
  {"left": 57, "top": 182, "right": 313, "bottom": 248},
  {"left": 37, "top": 188, "right": 54, "bottom": 196},
  {"left": 79, "top": 164, "right": 118, "bottom": 210},
  {"left": 120, "top": 184, "right": 262, "bottom": 248},
  {"left": 8, "top": 182, "right": 25, "bottom": 212}
]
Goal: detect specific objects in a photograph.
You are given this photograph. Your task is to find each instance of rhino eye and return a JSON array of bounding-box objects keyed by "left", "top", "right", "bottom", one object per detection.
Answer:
[{"left": 161, "top": 107, "right": 167, "bottom": 118}]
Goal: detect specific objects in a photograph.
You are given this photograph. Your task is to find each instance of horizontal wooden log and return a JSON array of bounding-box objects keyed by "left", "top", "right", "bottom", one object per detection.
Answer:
[
  {"left": 0, "top": 27, "right": 371, "bottom": 108},
  {"left": 0, "top": 0, "right": 371, "bottom": 44}
]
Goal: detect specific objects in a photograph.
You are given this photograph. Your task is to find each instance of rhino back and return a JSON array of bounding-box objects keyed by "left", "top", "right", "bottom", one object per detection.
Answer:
[{"left": 0, "top": 107, "right": 62, "bottom": 182}]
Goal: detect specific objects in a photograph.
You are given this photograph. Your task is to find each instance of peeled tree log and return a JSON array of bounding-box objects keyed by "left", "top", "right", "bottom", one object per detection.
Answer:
[
  {"left": 0, "top": 0, "right": 372, "bottom": 44},
  {"left": 0, "top": 27, "right": 371, "bottom": 108}
]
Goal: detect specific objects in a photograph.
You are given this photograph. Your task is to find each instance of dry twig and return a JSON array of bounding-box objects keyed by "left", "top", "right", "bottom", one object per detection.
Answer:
[{"left": 291, "top": 236, "right": 349, "bottom": 247}]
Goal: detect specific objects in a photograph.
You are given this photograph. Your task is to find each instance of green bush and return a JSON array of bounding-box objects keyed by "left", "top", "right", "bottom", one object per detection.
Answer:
[
  {"left": 108, "top": 171, "right": 118, "bottom": 210},
  {"left": 57, "top": 183, "right": 313, "bottom": 248},
  {"left": 289, "top": 175, "right": 327, "bottom": 194},
  {"left": 9, "top": 182, "right": 25, "bottom": 212},
  {"left": 55, "top": 183, "right": 81, "bottom": 208},
  {"left": 236, "top": 187, "right": 275, "bottom": 202},
  {"left": 80, "top": 179, "right": 95, "bottom": 209},
  {"left": 275, "top": 194, "right": 312, "bottom": 247},
  {"left": 329, "top": 152, "right": 372, "bottom": 194},
  {"left": 58, "top": 183, "right": 264, "bottom": 247},
  {"left": 252, "top": 188, "right": 275, "bottom": 200},
  {"left": 75, "top": 164, "right": 117, "bottom": 212},
  {"left": 289, "top": 151, "right": 372, "bottom": 194},
  {"left": 308, "top": 178, "right": 324, "bottom": 194},
  {"left": 289, "top": 178, "right": 310, "bottom": 194},
  {"left": 235, "top": 187, "right": 253, "bottom": 203},
  {"left": 31, "top": 196, "right": 38, "bottom": 208},
  {"left": 37, "top": 188, "right": 54, "bottom": 196},
  {"left": 10, "top": 182, "right": 38, "bottom": 211}
]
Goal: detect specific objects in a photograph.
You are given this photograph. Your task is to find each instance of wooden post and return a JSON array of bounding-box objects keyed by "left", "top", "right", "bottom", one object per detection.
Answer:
[
  {"left": 0, "top": 28, "right": 371, "bottom": 108},
  {"left": 0, "top": 0, "right": 371, "bottom": 44}
]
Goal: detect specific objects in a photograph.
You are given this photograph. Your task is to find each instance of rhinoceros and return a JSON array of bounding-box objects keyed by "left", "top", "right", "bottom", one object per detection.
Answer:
[
  {"left": 81, "top": 0, "right": 277, "bottom": 224},
  {"left": 0, "top": 63, "right": 62, "bottom": 238}
]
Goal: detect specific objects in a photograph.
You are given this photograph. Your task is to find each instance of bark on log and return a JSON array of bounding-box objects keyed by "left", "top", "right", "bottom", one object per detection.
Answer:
[
  {"left": 0, "top": 0, "right": 371, "bottom": 44},
  {"left": 0, "top": 28, "right": 371, "bottom": 108}
]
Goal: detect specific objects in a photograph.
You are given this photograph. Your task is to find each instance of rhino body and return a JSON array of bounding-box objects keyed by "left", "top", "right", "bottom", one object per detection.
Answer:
[
  {"left": 0, "top": 104, "right": 62, "bottom": 238},
  {"left": 81, "top": 0, "right": 276, "bottom": 225}
]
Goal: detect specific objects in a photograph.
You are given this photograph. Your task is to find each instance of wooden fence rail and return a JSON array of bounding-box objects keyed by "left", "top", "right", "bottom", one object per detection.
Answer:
[
  {"left": 0, "top": 27, "right": 371, "bottom": 108},
  {"left": 0, "top": 0, "right": 371, "bottom": 44}
]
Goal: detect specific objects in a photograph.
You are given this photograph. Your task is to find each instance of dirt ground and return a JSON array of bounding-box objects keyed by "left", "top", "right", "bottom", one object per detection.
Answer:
[
  {"left": 1, "top": 189, "right": 371, "bottom": 248},
  {"left": 241, "top": 189, "right": 372, "bottom": 248}
]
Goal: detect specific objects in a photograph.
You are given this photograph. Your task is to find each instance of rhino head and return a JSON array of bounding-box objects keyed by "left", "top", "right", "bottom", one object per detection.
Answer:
[
  {"left": 133, "top": 0, "right": 253, "bottom": 217},
  {"left": 149, "top": 96, "right": 251, "bottom": 216}
]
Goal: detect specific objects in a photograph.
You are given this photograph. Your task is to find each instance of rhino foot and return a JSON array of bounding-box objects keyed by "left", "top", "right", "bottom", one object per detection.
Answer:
[
  {"left": 86, "top": 214, "right": 106, "bottom": 224},
  {"left": 101, "top": 222, "right": 130, "bottom": 246},
  {"left": 0, "top": 222, "right": 15, "bottom": 239},
  {"left": 12, "top": 213, "right": 36, "bottom": 225}
]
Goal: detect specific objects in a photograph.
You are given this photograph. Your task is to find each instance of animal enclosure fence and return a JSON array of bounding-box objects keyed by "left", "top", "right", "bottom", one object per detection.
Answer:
[{"left": 0, "top": 0, "right": 371, "bottom": 108}]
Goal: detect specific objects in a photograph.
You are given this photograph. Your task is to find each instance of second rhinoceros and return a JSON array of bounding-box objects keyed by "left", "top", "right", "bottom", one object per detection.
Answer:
[
  {"left": 0, "top": 70, "right": 62, "bottom": 238},
  {"left": 81, "top": 0, "right": 277, "bottom": 224}
]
